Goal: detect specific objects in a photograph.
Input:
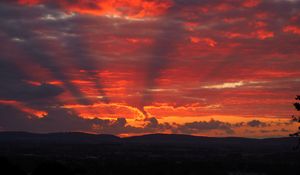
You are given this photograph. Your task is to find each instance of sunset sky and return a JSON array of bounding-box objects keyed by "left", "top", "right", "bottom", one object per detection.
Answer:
[{"left": 0, "top": 0, "right": 300, "bottom": 137}]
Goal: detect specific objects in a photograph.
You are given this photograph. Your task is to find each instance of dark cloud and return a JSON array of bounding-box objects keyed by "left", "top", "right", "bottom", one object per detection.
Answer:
[
  {"left": 145, "top": 117, "right": 160, "bottom": 128},
  {"left": 176, "top": 119, "right": 235, "bottom": 134},
  {"left": 139, "top": 14, "right": 185, "bottom": 116},
  {"left": 260, "top": 129, "right": 278, "bottom": 133},
  {"left": 0, "top": 3, "right": 93, "bottom": 105},
  {"left": 6, "top": 83, "right": 63, "bottom": 101},
  {"left": 259, "top": 128, "right": 290, "bottom": 134},
  {"left": 0, "top": 105, "right": 34, "bottom": 131},
  {"left": 247, "top": 120, "right": 267, "bottom": 127},
  {"left": 0, "top": 59, "right": 64, "bottom": 103},
  {"left": 0, "top": 104, "right": 110, "bottom": 133}
]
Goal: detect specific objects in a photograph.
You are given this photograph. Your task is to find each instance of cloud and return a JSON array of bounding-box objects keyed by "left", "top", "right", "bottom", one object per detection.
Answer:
[
  {"left": 247, "top": 120, "right": 267, "bottom": 127},
  {"left": 242, "top": 0, "right": 261, "bottom": 8},
  {"left": 0, "top": 101, "right": 231, "bottom": 134},
  {"left": 0, "top": 104, "right": 111, "bottom": 133},
  {"left": 176, "top": 119, "right": 235, "bottom": 134},
  {"left": 0, "top": 59, "right": 64, "bottom": 103},
  {"left": 202, "top": 81, "right": 245, "bottom": 89},
  {"left": 13, "top": 0, "right": 174, "bottom": 19},
  {"left": 12, "top": 83, "right": 64, "bottom": 101},
  {"left": 0, "top": 103, "right": 294, "bottom": 137},
  {"left": 0, "top": 105, "right": 234, "bottom": 135},
  {"left": 0, "top": 0, "right": 300, "bottom": 136},
  {"left": 189, "top": 37, "right": 217, "bottom": 47},
  {"left": 283, "top": 25, "right": 300, "bottom": 35}
]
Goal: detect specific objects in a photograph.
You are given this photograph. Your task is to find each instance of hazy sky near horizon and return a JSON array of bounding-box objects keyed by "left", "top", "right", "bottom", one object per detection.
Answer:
[{"left": 0, "top": 0, "right": 300, "bottom": 137}]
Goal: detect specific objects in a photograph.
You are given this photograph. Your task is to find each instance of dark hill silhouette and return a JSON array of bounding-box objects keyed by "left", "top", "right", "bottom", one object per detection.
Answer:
[
  {"left": 0, "top": 132, "right": 297, "bottom": 147},
  {"left": 125, "top": 133, "right": 210, "bottom": 142},
  {"left": 124, "top": 133, "right": 257, "bottom": 143},
  {"left": 123, "top": 133, "right": 298, "bottom": 152},
  {"left": 1, "top": 132, "right": 300, "bottom": 175},
  {"left": 0, "top": 131, "right": 120, "bottom": 144}
]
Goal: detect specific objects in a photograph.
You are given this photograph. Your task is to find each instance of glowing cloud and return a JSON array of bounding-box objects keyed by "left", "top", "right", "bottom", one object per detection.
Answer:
[
  {"left": 61, "top": 103, "right": 146, "bottom": 120},
  {"left": 255, "top": 30, "right": 274, "bottom": 40},
  {"left": 0, "top": 100, "right": 47, "bottom": 118},
  {"left": 17, "top": 0, "right": 174, "bottom": 19},
  {"left": 283, "top": 25, "right": 300, "bottom": 35},
  {"left": 202, "top": 81, "right": 245, "bottom": 89},
  {"left": 190, "top": 37, "right": 217, "bottom": 47}
]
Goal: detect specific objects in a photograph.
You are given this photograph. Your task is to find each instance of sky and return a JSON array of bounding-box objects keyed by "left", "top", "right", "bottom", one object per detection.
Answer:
[{"left": 0, "top": 0, "right": 300, "bottom": 137}]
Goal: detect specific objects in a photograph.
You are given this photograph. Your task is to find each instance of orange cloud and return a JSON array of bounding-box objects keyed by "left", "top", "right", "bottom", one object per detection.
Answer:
[
  {"left": 190, "top": 37, "right": 217, "bottom": 47},
  {"left": 144, "top": 104, "right": 222, "bottom": 119},
  {"left": 224, "top": 29, "right": 274, "bottom": 40},
  {"left": 62, "top": 103, "right": 146, "bottom": 120}
]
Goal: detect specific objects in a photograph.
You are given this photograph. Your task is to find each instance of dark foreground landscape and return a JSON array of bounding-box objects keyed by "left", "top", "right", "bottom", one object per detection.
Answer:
[{"left": 0, "top": 132, "right": 299, "bottom": 175}]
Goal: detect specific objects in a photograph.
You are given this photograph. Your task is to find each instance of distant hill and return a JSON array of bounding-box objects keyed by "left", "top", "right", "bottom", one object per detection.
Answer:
[
  {"left": 124, "top": 133, "right": 256, "bottom": 143},
  {"left": 0, "top": 132, "right": 297, "bottom": 148},
  {"left": 0, "top": 132, "right": 299, "bottom": 156},
  {"left": 0, "top": 131, "right": 121, "bottom": 144},
  {"left": 124, "top": 133, "right": 297, "bottom": 148}
]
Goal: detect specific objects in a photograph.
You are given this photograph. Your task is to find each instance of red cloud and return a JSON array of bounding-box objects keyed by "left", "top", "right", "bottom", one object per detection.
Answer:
[
  {"left": 242, "top": 0, "right": 261, "bottom": 8},
  {"left": 1, "top": 0, "right": 299, "bottom": 137},
  {"left": 283, "top": 25, "right": 300, "bottom": 35},
  {"left": 190, "top": 37, "right": 217, "bottom": 47},
  {"left": 17, "top": 0, "right": 173, "bottom": 18},
  {"left": 255, "top": 29, "right": 274, "bottom": 40},
  {"left": 0, "top": 100, "right": 47, "bottom": 118}
]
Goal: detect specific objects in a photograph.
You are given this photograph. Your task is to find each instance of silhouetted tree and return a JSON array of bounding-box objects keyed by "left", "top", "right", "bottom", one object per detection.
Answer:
[{"left": 290, "top": 95, "right": 300, "bottom": 149}]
